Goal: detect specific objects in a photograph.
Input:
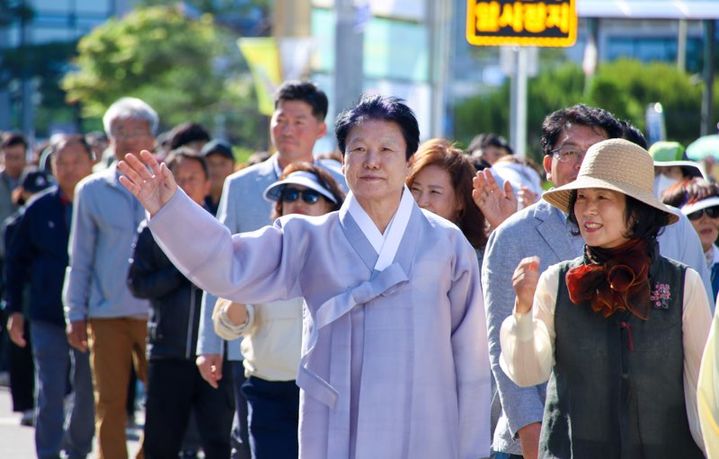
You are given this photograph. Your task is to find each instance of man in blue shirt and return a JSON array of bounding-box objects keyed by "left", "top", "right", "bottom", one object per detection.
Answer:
[{"left": 63, "top": 97, "right": 157, "bottom": 459}]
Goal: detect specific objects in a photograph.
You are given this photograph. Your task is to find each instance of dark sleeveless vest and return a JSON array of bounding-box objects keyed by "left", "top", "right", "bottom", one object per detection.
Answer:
[{"left": 539, "top": 254, "right": 704, "bottom": 459}]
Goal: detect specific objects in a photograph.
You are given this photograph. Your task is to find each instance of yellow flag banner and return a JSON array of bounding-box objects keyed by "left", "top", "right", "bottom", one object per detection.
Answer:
[{"left": 238, "top": 38, "right": 282, "bottom": 115}]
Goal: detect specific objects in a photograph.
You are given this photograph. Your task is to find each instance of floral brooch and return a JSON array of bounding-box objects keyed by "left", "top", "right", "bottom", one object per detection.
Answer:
[{"left": 649, "top": 283, "right": 671, "bottom": 309}]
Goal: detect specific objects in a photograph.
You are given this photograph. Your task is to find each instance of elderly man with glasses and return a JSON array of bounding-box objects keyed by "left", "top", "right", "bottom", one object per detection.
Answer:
[{"left": 63, "top": 97, "right": 157, "bottom": 459}]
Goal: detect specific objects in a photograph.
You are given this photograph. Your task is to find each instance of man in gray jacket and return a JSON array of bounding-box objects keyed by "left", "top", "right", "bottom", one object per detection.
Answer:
[
  {"left": 63, "top": 97, "right": 157, "bottom": 459},
  {"left": 483, "top": 105, "right": 711, "bottom": 459},
  {"left": 196, "top": 80, "right": 345, "bottom": 458}
]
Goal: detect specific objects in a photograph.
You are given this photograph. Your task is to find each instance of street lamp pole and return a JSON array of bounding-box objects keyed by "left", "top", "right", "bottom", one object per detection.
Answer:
[
  {"left": 701, "top": 19, "right": 715, "bottom": 136},
  {"left": 333, "top": 0, "right": 364, "bottom": 119}
]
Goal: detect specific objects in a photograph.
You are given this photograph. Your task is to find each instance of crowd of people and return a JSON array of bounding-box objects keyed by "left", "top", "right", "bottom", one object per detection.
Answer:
[{"left": 1, "top": 79, "right": 719, "bottom": 459}]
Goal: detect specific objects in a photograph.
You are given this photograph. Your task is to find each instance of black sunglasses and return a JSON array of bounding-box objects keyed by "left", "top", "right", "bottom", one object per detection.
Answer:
[
  {"left": 280, "top": 187, "right": 322, "bottom": 204},
  {"left": 688, "top": 206, "right": 719, "bottom": 221}
]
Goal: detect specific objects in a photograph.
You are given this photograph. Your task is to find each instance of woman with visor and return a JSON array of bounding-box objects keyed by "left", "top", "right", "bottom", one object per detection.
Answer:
[
  {"left": 212, "top": 162, "right": 345, "bottom": 459},
  {"left": 662, "top": 178, "right": 719, "bottom": 303}
]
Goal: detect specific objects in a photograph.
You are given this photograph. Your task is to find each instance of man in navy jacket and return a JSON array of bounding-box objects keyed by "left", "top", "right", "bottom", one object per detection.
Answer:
[{"left": 5, "top": 135, "right": 95, "bottom": 458}]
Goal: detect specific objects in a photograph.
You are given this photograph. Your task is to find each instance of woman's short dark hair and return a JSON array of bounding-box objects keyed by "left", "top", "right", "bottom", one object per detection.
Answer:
[
  {"left": 335, "top": 94, "right": 420, "bottom": 160},
  {"left": 271, "top": 162, "right": 346, "bottom": 219},
  {"left": 567, "top": 189, "right": 669, "bottom": 241}
]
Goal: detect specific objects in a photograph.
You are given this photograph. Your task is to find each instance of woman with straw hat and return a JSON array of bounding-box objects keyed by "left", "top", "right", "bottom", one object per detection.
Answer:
[{"left": 500, "top": 138, "right": 711, "bottom": 457}]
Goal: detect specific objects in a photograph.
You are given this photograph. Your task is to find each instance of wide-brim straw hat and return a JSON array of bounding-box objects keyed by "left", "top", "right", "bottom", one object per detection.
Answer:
[{"left": 543, "top": 138, "right": 679, "bottom": 225}]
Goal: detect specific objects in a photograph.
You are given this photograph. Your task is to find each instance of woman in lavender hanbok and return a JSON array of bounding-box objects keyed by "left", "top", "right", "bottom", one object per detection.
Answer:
[{"left": 117, "top": 94, "right": 491, "bottom": 459}]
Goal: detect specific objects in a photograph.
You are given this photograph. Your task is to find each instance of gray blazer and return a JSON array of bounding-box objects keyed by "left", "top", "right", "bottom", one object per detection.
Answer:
[
  {"left": 483, "top": 199, "right": 711, "bottom": 454},
  {"left": 197, "top": 155, "right": 346, "bottom": 358},
  {"left": 483, "top": 200, "right": 581, "bottom": 454}
]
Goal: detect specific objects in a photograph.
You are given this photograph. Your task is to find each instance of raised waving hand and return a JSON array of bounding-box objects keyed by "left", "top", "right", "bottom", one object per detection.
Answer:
[
  {"left": 117, "top": 150, "right": 177, "bottom": 216},
  {"left": 471, "top": 168, "right": 518, "bottom": 230}
]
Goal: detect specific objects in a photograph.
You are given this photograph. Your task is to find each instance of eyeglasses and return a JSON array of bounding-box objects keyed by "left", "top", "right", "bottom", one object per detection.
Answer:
[
  {"left": 687, "top": 206, "right": 719, "bottom": 220},
  {"left": 551, "top": 147, "right": 587, "bottom": 164},
  {"left": 280, "top": 187, "right": 322, "bottom": 204}
]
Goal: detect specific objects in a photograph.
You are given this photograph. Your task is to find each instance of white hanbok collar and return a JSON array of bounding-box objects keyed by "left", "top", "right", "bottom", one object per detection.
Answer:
[{"left": 343, "top": 186, "right": 414, "bottom": 271}]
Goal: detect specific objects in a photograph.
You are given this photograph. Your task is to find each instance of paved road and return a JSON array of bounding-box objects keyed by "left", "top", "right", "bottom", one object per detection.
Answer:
[{"left": 0, "top": 385, "right": 142, "bottom": 458}]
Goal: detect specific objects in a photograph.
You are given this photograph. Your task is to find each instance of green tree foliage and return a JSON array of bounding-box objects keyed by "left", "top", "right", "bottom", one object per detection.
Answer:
[
  {"left": 139, "top": 0, "right": 270, "bottom": 16},
  {"left": 62, "top": 6, "right": 264, "bottom": 149},
  {"left": 584, "top": 59, "right": 706, "bottom": 145},
  {"left": 453, "top": 62, "right": 585, "bottom": 162},
  {"left": 454, "top": 58, "right": 718, "bottom": 159},
  {"left": 453, "top": 85, "right": 509, "bottom": 146}
]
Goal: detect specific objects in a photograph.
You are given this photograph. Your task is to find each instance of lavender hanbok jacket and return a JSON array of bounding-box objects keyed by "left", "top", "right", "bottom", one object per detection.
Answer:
[{"left": 148, "top": 189, "right": 491, "bottom": 459}]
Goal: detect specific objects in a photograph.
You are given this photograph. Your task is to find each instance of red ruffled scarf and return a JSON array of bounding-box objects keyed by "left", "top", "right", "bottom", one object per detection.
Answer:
[{"left": 565, "top": 239, "right": 653, "bottom": 320}]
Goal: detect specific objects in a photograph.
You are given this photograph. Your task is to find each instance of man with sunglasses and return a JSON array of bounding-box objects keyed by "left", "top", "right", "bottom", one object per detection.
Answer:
[
  {"left": 481, "top": 105, "right": 710, "bottom": 459},
  {"left": 195, "top": 80, "right": 345, "bottom": 459}
]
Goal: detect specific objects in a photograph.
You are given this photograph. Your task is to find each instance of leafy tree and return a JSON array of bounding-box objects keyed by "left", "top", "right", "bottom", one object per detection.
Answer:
[
  {"left": 137, "top": 0, "right": 271, "bottom": 35},
  {"left": 454, "top": 58, "right": 719, "bottom": 159},
  {"left": 453, "top": 85, "right": 510, "bottom": 147},
  {"left": 62, "top": 5, "right": 265, "bottom": 150},
  {"left": 139, "top": 0, "right": 270, "bottom": 15},
  {"left": 585, "top": 59, "right": 706, "bottom": 145},
  {"left": 453, "top": 62, "right": 585, "bottom": 162}
]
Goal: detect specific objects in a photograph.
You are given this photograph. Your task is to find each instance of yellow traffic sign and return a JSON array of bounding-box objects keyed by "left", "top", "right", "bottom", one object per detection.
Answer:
[{"left": 466, "top": 0, "right": 577, "bottom": 47}]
